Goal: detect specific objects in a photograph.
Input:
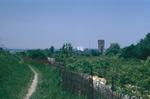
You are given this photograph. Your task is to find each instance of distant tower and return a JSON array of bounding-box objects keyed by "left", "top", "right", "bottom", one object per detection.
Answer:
[{"left": 98, "top": 40, "right": 105, "bottom": 54}]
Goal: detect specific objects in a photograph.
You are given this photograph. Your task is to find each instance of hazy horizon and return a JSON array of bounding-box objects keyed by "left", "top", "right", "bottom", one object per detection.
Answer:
[{"left": 0, "top": 0, "right": 150, "bottom": 49}]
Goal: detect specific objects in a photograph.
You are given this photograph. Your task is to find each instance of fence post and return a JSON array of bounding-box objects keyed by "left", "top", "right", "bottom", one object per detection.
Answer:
[
  {"left": 111, "top": 76, "right": 115, "bottom": 99},
  {"left": 88, "top": 65, "right": 94, "bottom": 99}
]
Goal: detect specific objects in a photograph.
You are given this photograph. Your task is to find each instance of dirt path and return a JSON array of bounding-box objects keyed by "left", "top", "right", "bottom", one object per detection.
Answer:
[{"left": 24, "top": 65, "right": 38, "bottom": 99}]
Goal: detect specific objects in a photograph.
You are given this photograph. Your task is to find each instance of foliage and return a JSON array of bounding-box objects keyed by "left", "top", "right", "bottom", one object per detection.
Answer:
[
  {"left": 45, "top": 46, "right": 55, "bottom": 57},
  {"left": 60, "top": 55, "right": 150, "bottom": 97},
  {"left": 27, "top": 49, "right": 47, "bottom": 60},
  {"left": 61, "top": 43, "right": 73, "bottom": 57},
  {"left": 53, "top": 43, "right": 74, "bottom": 62},
  {"left": 27, "top": 61, "right": 85, "bottom": 99},
  {"left": 50, "top": 46, "right": 55, "bottom": 54},
  {"left": 0, "top": 47, "right": 3, "bottom": 52},
  {"left": 144, "top": 56, "right": 150, "bottom": 66},
  {"left": 22, "top": 33, "right": 150, "bottom": 98},
  {"left": 0, "top": 52, "right": 32, "bottom": 99},
  {"left": 105, "top": 43, "right": 121, "bottom": 56},
  {"left": 84, "top": 49, "right": 100, "bottom": 56},
  {"left": 121, "top": 33, "right": 150, "bottom": 59},
  {"left": 91, "top": 49, "right": 101, "bottom": 56},
  {"left": 120, "top": 44, "right": 137, "bottom": 58}
]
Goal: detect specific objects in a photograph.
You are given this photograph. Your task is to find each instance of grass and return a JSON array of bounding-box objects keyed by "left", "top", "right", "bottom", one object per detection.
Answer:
[
  {"left": 26, "top": 60, "right": 86, "bottom": 99},
  {"left": 0, "top": 53, "right": 33, "bottom": 99}
]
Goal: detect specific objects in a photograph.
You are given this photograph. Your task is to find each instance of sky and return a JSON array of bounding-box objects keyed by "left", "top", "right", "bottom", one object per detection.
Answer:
[{"left": 0, "top": 0, "right": 150, "bottom": 49}]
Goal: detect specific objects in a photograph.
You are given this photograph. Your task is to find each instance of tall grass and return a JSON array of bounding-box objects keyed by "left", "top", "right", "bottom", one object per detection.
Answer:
[
  {"left": 0, "top": 53, "right": 33, "bottom": 99},
  {"left": 27, "top": 61, "right": 86, "bottom": 99}
]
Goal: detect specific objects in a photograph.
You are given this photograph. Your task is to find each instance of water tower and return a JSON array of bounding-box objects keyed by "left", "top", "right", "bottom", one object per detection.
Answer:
[{"left": 98, "top": 40, "right": 105, "bottom": 54}]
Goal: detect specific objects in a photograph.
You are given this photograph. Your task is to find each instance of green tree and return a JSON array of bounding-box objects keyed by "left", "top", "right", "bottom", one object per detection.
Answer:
[
  {"left": 27, "top": 49, "right": 47, "bottom": 60},
  {"left": 47, "top": 46, "right": 55, "bottom": 57},
  {"left": 136, "top": 33, "right": 150, "bottom": 59},
  {"left": 121, "top": 44, "right": 137, "bottom": 58},
  {"left": 61, "top": 43, "right": 73, "bottom": 57},
  {"left": 105, "top": 43, "right": 121, "bottom": 55},
  {"left": 144, "top": 56, "right": 150, "bottom": 66},
  {"left": 91, "top": 49, "right": 100, "bottom": 56},
  {"left": 50, "top": 46, "right": 55, "bottom": 54},
  {"left": 121, "top": 33, "right": 150, "bottom": 59},
  {"left": 0, "top": 48, "right": 3, "bottom": 53}
]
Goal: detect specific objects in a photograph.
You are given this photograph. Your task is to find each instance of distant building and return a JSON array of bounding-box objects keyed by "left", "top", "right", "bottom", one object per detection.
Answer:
[
  {"left": 76, "top": 46, "right": 84, "bottom": 51},
  {"left": 98, "top": 40, "right": 105, "bottom": 54}
]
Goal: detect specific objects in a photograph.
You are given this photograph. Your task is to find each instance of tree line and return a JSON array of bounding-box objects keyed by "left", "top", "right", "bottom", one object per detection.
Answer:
[{"left": 106, "top": 33, "right": 150, "bottom": 60}]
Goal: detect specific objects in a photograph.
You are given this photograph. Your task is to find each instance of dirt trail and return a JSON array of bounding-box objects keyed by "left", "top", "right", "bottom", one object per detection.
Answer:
[{"left": 24, "top": 65, "right": 38, "bottom": 99}]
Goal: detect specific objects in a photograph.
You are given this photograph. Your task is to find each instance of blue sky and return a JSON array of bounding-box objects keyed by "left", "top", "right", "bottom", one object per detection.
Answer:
[{"left": 0, "top": 0, "right": 150, "bottom": 49}]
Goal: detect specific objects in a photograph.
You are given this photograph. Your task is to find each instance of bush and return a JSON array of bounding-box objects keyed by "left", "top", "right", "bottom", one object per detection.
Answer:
[
  {"left": 144, "top": 56, "right": 150, "bottom": 66},
  {"left": 27, "top": 50, "right": 47, "bottom": 60},
  {"left": 121, "top": 33, "right": 150, "bottom": 59},
  {"left": 105, "top": 43, "right": 121, "bottom": 56}
]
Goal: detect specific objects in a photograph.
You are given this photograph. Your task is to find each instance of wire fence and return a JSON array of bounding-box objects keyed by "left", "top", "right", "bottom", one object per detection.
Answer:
[
  {"left": 24, "top": 58, "right": 143, "bottom": 99},
  {"left": 52, "top": 62, "right": 131, "bottom": 99},
  {"left": 24, "top": 57, "right": 143, "bottom": 99}
]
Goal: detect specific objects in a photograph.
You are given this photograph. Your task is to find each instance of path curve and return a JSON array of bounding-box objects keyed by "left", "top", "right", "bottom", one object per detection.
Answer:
[{"left": 24, "top": 65, "right": 38, "bottom": 99}]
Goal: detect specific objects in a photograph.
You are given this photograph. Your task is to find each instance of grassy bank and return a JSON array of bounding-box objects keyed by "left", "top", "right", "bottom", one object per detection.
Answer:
[
  {"left": 0, "top": 53, "right": 33, "bottom": 99},
  {"left": 27, "top": 60, "right": 86, "bottom": 99}
]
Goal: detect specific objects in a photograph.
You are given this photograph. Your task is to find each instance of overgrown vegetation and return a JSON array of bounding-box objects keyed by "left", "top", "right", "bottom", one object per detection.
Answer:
[
  {"left": 0, "top": 49, "right": 85, "bottom": 99},
  {"left": 0, "top": 50, "right": 33, "bottom": 99},
  {"left": 26, "top": 60, "right": 86, "bottom": 99},
  {"left": 62, "top": 56, "right": 150, "bottom": 97},
  {"left": 20, "top": 33, "right": 150, "bottom": 98},
  {"left": 120, "top": 33, "right": 150, "bottom": 59}
]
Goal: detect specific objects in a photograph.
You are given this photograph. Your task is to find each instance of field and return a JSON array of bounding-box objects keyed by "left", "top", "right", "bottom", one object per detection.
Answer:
[
  {"left": 0, "top": 51, "right": 86, "bottom": 99},
  {"left": 0, "top": 32, "right": 150, "bottom": 99},
  {"left": 26, "top": 60, "right": 86, "bottom": 99},
  {"left": 24, "top": 36, "right": 150, "bottom": 98},
  {"left": 0, "top": 52, "right": 33, "bottom": 99}
]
